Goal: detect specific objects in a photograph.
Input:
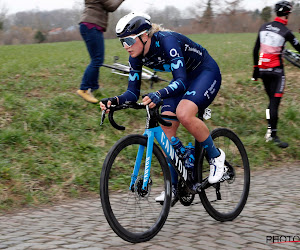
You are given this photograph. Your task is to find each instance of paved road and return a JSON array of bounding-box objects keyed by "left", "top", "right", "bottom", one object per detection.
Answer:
[{"left": 0, "top": 165, "right": 299, "bottom": 250}]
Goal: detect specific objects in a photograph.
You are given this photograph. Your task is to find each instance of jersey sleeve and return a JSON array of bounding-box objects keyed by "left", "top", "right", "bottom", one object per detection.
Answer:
[
  {"left": 253, "top": 34, "right": 260, "bottom": 65},
  {"left": 286, "top": 31, "right": 300, "bottom": 53},
  {"left": 117, "top": 57, "right": 142, "bottom": 104},
  {"left": 157, "top": 35, "right": 188, "bottom": 99}
]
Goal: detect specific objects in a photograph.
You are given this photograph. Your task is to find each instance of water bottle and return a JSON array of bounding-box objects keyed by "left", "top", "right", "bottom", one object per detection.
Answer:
[
  {"left": 184, "top": 142, "right": 195, "bottom": 182},
  {"left": 171, "top": 137, "right": 186, "bottom": 159},
  {"left": 185, "top": 142, "right": 195, "bottom": 170}
]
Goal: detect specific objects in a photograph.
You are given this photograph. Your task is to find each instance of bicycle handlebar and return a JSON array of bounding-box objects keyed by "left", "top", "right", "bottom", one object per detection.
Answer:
[{"left": 100, "top": 101, "right": 172, "bottom": 130}]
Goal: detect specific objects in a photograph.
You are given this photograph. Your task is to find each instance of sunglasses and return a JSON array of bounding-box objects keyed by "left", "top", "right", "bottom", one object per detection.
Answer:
[{"left": 119, "top": 30, "right": 147, "bottom": 48}]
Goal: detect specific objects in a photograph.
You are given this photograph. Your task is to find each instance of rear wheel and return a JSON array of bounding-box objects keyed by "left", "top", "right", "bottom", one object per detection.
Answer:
[
  {"left": 100, "top": 134, "right": 171, "bottom": 243},
  {"left": 198, "top": 128, "right": 250, "bottom": 221}
]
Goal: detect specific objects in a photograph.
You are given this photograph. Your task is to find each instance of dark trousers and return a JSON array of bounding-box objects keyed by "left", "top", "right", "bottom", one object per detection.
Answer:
[
  {"left": 260, "top": 68, "right": 285, "bottom": 136},
  {"left": 79, "top": 23, "right": 104, "bottom": 90}
]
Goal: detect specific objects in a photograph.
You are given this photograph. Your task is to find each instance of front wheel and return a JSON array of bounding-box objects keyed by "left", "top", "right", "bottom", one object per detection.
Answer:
[
  {"left": 283, "top": 49, "right": 300, "bottom": 68},
  {"left": 198, "top": 128, "right": 250, "bottom": 221},
  {"left": 100, "top": 134, "right": 171, "bottom": 243}
]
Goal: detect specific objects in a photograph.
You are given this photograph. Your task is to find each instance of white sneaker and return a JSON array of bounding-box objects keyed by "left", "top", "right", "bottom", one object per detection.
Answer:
[
  {"left": 155, "top": 191, "right": 165, "bottom": 202},
  {"left": 155, "top": 186, "right": 177, "bottom": 204},
  {"left": 208, "top": 149, "right": 226, "bottom": 184}
]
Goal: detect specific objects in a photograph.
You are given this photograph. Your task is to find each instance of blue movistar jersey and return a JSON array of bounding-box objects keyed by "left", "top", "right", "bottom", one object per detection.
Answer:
[{"left": 118, "top": 31, "right": 214, "bottom": 104}]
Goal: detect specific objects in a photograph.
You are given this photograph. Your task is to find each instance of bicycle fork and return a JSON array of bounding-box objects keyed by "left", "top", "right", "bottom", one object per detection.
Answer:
[{"left": 129, "top": 131, "right": 155, "bottom": 192}]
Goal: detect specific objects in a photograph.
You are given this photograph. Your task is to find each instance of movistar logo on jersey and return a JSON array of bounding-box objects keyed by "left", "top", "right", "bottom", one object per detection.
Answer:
[
  {"left": 168, "top": 81, "right": 180, "bottom": 91},
  {"left": 152, "top": 60, "right": 183, "bottom": 72},
  {"left": 153, "top": 64, "right": 171, "bottom": 72},
  {"left": 185, "top": 91, "right": 196, "bottom": 96},
  {"left": 129, "top": 73, "right": 139, "bottom": 81},
  {"left": 155, "top": 41, "right": 160, "bottom": 47},
  {"left": 171, "top": 60, "right": 183, "bottom": 71}
]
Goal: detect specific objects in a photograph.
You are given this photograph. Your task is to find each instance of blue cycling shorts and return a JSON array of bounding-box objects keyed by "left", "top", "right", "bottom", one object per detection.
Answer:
[{"left": 161, "top": 59, "right": 221, "bottom": 114}]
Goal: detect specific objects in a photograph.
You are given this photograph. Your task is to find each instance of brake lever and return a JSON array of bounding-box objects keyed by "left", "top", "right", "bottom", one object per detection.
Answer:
[{"left": 100, "top": 110, "right": 106, "bottom": 126}]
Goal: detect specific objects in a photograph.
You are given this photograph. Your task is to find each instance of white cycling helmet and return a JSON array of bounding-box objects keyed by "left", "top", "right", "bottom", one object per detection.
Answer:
[{"left": 116, "top": 12, "right": 151, "bottom": 38}]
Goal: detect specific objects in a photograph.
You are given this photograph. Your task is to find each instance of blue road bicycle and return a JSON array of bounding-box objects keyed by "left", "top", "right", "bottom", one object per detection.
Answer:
[{"left": 100, "top": 102, "right": 250, "bottom": 243}]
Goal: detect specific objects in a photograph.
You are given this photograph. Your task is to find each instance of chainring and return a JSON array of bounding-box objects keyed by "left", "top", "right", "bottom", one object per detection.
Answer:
[{"left": 178, "top": 179, "right": 195, "bottom": 206}]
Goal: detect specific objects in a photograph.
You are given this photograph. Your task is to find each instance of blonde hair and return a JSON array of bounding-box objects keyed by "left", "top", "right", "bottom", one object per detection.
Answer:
[{"left": 148, "top": 23, "right": 171, "bottom": 37}]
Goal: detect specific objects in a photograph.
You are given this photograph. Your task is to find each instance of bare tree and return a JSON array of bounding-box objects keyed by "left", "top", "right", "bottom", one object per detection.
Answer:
[
  {"left": 261, "top": 6, "right": 272, "bottom": 22},
  {"left": 191, "top": 0, "right": 220, "bottom": 22},
  {"left": 200, "top": 0, "right": 214, "bottom": 32},
  {"left": 0, "top": 0, "right": 8, "bottom": 30},
  {"left": 147, "top": 6, "right": 182, "bottom": 28},
  {"left": 72, "top": 0, "right": 84, "bottom": 24},
  {"left": 224, "top": 0, "right": 245, "bottom": 15}
]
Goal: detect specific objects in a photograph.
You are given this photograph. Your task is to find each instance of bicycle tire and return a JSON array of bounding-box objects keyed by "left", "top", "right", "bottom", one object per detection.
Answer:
[
  {"left": 100, "top": 134, "right": 171, "bottom": 243},
  {"left": 283, "top": 50, "right": 300, "bottom": 68},
  {"left": 198, "top": 128, "right": 250, "bottom": 221}
]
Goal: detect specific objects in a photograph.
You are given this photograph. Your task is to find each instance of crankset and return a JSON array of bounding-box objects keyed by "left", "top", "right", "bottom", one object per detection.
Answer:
[{"left": 178, "top": 179, "right": 195, "bottom": 206}]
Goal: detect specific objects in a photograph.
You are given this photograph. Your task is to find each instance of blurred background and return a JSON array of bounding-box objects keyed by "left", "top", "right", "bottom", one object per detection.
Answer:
[
  {"left": 0, "top": 0, "right": 299, "bottom": 211},
  {"left": 0, "top": 0, "right": 299, "bottom": 45}
]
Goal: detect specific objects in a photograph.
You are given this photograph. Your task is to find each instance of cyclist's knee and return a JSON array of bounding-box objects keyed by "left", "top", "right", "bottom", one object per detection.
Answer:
[
  {"left": 161, "top": 113, "right": 179, "bottom": 139},
  {"left": 176, "top": 102, "right": 197, "bottom": 126},
  {"left": 176, "top": 111, "right": 189, "bottom": 126}
]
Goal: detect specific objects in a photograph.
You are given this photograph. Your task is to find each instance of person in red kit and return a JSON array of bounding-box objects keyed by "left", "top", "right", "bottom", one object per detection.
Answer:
[{"left": 252, "top": 0, "right": 300, "bottom": 148}]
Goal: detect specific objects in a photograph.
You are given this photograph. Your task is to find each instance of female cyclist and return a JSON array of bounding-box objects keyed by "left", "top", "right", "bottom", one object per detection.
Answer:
[{"left": 100, "top": 12, "right": 225, "bottom": 203}]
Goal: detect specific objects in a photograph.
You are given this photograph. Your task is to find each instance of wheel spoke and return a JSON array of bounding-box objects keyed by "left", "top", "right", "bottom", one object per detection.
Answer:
[
  {"left": 199, "top": 128, "right": 250, "bottom": 221},
  {"left": 100, "top": 135, "right": 171, "bottom": 243}
]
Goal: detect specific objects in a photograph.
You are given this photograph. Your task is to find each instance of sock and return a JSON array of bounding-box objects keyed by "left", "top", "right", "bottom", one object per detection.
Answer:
[
  {"left": 271, "top": 129, "right": 277, "bottom": 138},
  {"left": 200, "top": 135, "right": 220, "bottom": 159},
  {"left": 166, "top": 157, "right": 178, "bottom": 187}
]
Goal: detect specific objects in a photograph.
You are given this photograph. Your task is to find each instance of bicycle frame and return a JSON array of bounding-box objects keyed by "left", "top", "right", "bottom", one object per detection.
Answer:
[
  {"left": 128, "top": 107, "right": 209, "bottom": 193},
  {"left": 129, "top": 125, "right": 188, "bottom": 191},
  {"left": 102, "top": 103, "right": 210, "bottom": 194}
]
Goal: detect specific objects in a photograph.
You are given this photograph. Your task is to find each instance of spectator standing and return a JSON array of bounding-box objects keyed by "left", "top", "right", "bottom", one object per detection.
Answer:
[{"left": 77, "top": 0, "right": 125, "bottom": 103}]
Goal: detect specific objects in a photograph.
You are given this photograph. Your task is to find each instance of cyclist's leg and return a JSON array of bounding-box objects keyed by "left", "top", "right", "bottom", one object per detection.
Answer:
[
  {"left": 176, "top": 66, "right": 224, "bottom": 183},
  {"left": 261, "top": 71, "right": 274, "bottom": 132},
  {"left": 177, "top": 67, "right": 221, "bottom": 152},
  {"left": 161, "top": 97, "right": 181, "bottom": 188},
  {"left": 270, "top": 68, "right": 285, "bottom": 138},
  {"left": 262, "top": 68, "right": 285, "bottom": 141}
]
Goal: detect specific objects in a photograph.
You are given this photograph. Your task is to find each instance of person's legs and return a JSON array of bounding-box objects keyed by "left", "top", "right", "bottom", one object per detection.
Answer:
[
  {"left": 269, "top": 96, "right": 281, "bottom": 137},
  {"left": 155, "top": 99, "right": 180, "bottom": 204},
  {"left": 262, "top": 73, "right": 273, "bottom": 139},
  {"left": 262, "top": 72, "right": 274, "bottom": 134},
  {"left": 261, "top": 69, "right": 288, "bottom": 148},
  {"left": 80, "top": 24, "right": 104, "bottom": 90},
  {"left": 160, "top": 96, "right": 182, "bottom": 188},
  {"left": 154, "top": 116, "right": 180, "bottom": 204},
  {"left": 77, "top": 24, "right": 104, "bottom": 103},
  {"left": 177, "top": 100, "right": 219, "bottom": 156},
  {"left": 177, "top": 67, "right": 224, "bottom": 183}
]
